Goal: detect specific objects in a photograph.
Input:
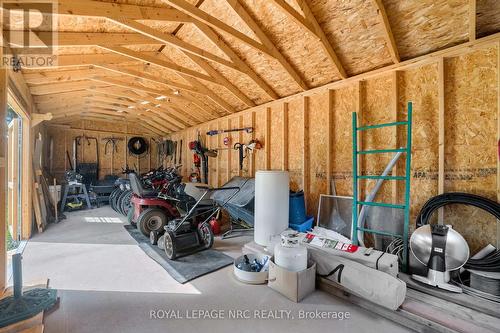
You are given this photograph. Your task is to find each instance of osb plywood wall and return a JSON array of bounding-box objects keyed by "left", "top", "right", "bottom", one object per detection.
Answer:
[
  {"left": 168, "top": 44, "right": 499, "bottom": 253},
  {"left": 45, "top": 119, "right": 159, "bottom": 182}
]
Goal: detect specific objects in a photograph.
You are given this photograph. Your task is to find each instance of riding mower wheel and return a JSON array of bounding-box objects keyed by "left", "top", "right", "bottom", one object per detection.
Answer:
[
  {"left": 197, "top": 222, "right": 214, "bottom": 250},
  {"left": 137, "top": 208, "right": 168, "bottom": 237},
  {"left": 111, "top": 189, "right": 122, "bottom": 212},
  {"left": 121, "top": 191, "right": 133, "bottom": 216},
  {"left": 163, "top": 230, "right": 177, "bottom": 260},
  {"left": 126, "top": 205, "right": 136, "bottom": 226},
  {"left": 109, "top": 189, "right": 118, "bottom": 210},
  {"left": 115, "top": 191, "right": 125, "bottom": 215}
]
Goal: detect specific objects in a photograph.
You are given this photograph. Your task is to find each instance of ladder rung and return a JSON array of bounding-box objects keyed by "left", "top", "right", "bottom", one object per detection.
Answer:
[
  {"left": 358, "top": 175, "right": 406, "bottom": 181},
  {"left": 357, "top": 121, "right": 408, "bottom": 131},
  {"left": 356, "top": 227, "right": 403, "bottom": 238},
  {"left": 357, "top": 148, "right": 406, "bottom": 155},
  {"left": 357, "top": 201, "right": 406, "bottom": 209}
]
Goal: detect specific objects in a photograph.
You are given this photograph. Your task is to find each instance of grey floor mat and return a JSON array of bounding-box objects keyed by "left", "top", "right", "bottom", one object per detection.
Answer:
[{"left": 124, "top": 225, "right": 233, "bottom": 284}]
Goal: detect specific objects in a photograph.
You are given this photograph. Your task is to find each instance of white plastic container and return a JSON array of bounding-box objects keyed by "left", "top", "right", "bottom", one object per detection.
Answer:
[
  {"left": 233, "top": 253, "right": 270, "bottom": 284},
  {"left": 274, "top": 230, "right": 308, "bottom": 272},
  {"left": 254, "top": 171, "right": 289, "bottom": 246}
]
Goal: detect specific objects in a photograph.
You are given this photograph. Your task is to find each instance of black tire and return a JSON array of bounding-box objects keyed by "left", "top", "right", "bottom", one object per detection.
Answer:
[
  {"left": 121, "top": 191, "right": 133, "bottom": 216},
  {"left": 163, "top": 230, "right": 177, "bottom": 260},
  {"left": 157, "top": 234, "right": 165, "bottom": 250},
  {"left": 150, "top": 231, "right": 159, "bottom": 245},
  {"left": 137, "top": 208, "right": 168, "bottom": 237},
  {"left": 197, "top": 221, "right": 214, "bottom": 250},
  {"left": 116, "top": 190, "right": 129, "bottom": 215},
  {"left": 127, "top": 204, "right": 135, "bottom": 226},
  {"left": 111, "top": 189, "right": 122, "bottom": 211},
  {"left": 109, "top": 189, "right": 117, "bottom": 210}
]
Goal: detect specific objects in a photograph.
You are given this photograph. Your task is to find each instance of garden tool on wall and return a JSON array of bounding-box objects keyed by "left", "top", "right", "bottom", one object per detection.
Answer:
[
  {"left": 206, "top": 127, "right": 253, "bottom": 136},
  {"left": 189, "top": 139, "right": 217, "bottom": 184},
  {"left": 233, "top": 139, "right": 262, "bottom": 170},
  {"left": 103, "top": 137, "right": 123, "bottom": 155},
  {"left": 103, "top": 137, "right": 123, "bottom": 176}
]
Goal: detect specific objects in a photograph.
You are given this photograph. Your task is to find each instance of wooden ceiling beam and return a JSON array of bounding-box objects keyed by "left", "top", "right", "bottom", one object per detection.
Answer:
[
  {"left": 269, "top": 0, "right": 315, "bottom": 35},
  {"left": 29, "top": 80, "right": 109, "bottom": 95},
  {"left": 109, "top": 18, "right": 250, "bottom": 109},
  {"left": 180, "top": 74, "right": 236, "bottom": 115},
  {"left": 34, "top": 92, "right": 91, "bottom": 104},
  {"left": 91, "top": 76, "right": 220, "bottom": 118},
  {"left": 89, "top": 83, "right": 211, "bottom": 127},
  {"left": 163, "top": 0, "right": 271, "bottom": 56},
  {"left": 95, "top": 64, "right": 228, "bottom": 119},
  {"left": 37, "top": 100, "right": 91, "bottom": 112},
  {"left": 226, "top": 0, "right": 308, "bottom": 90},
  {"left": 87, "top": 87, "right": 205, "bottom": 124},
  {"left": 371, "top": 0, "right": 400, "bottom": 64},
  {"left": 109, "top": 18, "right": 239, "bottom": 71},
  {"left": 85, "top": 105, "right": 172, "bottom": 135},
  {"left": 95, "top": 64, "right": 201, "bottom": 95},
  {"left": 7, "top": 0, "right": 194, "bottom": 22},
  {"left": 194, "top": 22, "right": 279, "bottom": 100},
  {"left": 469, "top": 0, "right": 476, "bottom": 42},
  {"left": 23, "top": 68, "right": 102, "bottom": 85},
  {"left": 98, "top": 46, "right": 217, "bottom": 83},
  {"left": 5, "top": 31, "right": 157, "bottom": 48},
  {"left": 135, "top": 93, "right": 205, "bottom": 125},
  {"left": 87, "top": 95, "right": 188, "bottom": 129},
  {"left": 39, "top": 103, "right": 90, "bottom": 114},
  {"left": 295, "top": 0, "right": 347, "bottom": 78},
  {"left": 26, "top": 54, "right": 133, "bottom": 69},
  {"left": 89, "top": 102, "right": 178, "bottom": 133},
  {"left": 182, "top": 52, "right": 253, "bottom": 108}
]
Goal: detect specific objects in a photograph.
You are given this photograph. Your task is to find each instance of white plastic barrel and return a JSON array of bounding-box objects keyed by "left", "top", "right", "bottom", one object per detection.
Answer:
[{"left": 254, "top": 171, "right": 289, "bottom": 246}]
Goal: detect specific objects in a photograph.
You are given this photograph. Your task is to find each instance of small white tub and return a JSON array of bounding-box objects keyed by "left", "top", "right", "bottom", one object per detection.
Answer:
[{"left": 233, "top": 253, "right": 270, "bottom": 284}]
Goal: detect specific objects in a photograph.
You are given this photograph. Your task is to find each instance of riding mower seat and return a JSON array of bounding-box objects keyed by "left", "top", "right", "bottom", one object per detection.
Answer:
[{"left": 129, "top": 172, "right": 157, "bottom": 198}]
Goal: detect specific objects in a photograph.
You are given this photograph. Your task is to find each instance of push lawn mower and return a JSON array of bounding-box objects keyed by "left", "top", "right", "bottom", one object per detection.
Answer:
[{"left": 154, "top": 185, "right": 241, "bottom": 260}]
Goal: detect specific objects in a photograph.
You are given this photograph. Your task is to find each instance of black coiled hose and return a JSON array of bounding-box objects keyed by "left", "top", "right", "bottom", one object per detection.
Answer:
[{"left": 415, "top": 192, "right": 500, "bottom": 228}]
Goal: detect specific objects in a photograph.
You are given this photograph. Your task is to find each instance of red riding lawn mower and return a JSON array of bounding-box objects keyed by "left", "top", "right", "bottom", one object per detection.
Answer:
[{"left": 128, "top": 171, "right": 180, "bottom": 237}]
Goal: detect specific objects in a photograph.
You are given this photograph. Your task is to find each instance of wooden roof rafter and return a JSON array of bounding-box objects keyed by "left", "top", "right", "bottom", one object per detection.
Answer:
[
  {"left": 90, "top": 76, "right": 221, "bottom": 119},
  {"left": 87, "top": 95, "right": 189, "bottom": 130},
  {"left": 94, "top": 64, "right": 202, "bottom": 95},
  {"left": 7, "top": 0, "right": 194, "bottom": 22},
  {"left": 88, "top": 101, "right": 178, "bottom": 133},
  {"left": 370, "top": 0, "right": 400, "bottom": 64},
  {"left": 28, "top": 80, "right": 110, "bottom": 95},
  {"left": 193, "top": 22, "right": 279, "bottom": 100},
  {"left": 225, "top": 0, "right": 309, "bottom": 90},
  {"left": 87, "top": 86, "right": 207, "bottom": 124},
  {"left": 270, "top": 0, "right": 347, "bottom": 79}
]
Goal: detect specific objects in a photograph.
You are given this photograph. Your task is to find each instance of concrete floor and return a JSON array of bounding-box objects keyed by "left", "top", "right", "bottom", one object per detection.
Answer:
[{"left": 21, "top": 206, "right": 411, "bottom": 333}]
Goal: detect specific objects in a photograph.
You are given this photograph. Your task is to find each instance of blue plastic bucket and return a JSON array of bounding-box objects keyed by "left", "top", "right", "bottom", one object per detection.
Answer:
[
  {"left": 289, "top": 216, "right": 314, "bottom": 232},
  {"left": 289, "top": 191, "right": 306, "bottom": 225}
]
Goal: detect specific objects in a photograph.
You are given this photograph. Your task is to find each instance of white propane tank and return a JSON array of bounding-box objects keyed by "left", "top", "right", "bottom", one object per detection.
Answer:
[
  {"left": 254, "top": 171, "right": 289, "bottom": 246},
  {"left": 274, "top": 230, "right": 308, "bottom": 272}
]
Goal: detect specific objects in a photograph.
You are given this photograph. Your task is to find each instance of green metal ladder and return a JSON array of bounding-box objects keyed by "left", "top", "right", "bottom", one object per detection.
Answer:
[{"left": 352, "top": 101, "right": 413, "bottom": 271}]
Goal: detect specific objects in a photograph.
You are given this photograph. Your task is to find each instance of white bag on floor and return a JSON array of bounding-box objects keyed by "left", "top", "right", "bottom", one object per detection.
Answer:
[{"left": 313, "top": 251, "right": 406, "bottom": 310}]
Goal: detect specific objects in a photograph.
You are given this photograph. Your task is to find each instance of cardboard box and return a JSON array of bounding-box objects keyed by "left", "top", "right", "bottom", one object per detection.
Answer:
[{"left": 268, "top": 259, "right": 316, "bottom": 302}]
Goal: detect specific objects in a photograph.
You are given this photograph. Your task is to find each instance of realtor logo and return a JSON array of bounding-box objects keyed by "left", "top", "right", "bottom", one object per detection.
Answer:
[{"left": 1, "top": 1, "right": 58, "bottom": 68}]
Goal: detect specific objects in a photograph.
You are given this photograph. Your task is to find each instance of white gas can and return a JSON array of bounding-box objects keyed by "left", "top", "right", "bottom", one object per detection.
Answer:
[{"left": 274, "top": 230, "right": 308, "bottom": 272}]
